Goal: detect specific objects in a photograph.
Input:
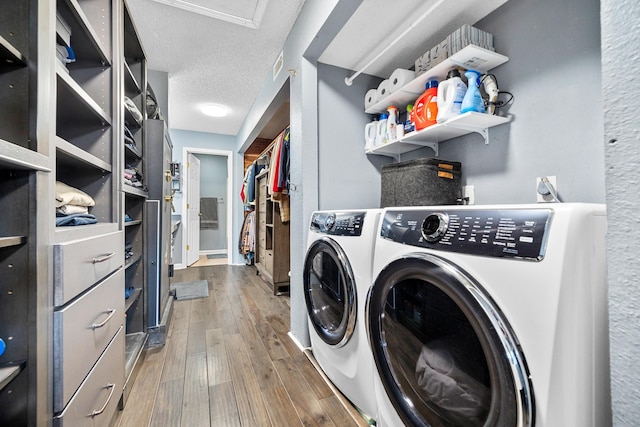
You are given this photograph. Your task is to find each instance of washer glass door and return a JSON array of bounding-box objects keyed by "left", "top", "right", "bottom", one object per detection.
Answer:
[
  {"left": 304, "top": 238, "right": 357, "bottom": 347},
  {"left": 368, "top": 253, "right": 534, "bottom": 427}
]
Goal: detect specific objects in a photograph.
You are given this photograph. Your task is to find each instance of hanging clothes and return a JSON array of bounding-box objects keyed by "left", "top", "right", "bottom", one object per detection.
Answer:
[
  {"left": 278, "top": 127, "right": 290, "bottom": 192},
  {"left": 239, "top": 209, "right": 256, "bottom": 256},
  {"left": 268, "top": 132, "right": 283, "bottom": 194}
]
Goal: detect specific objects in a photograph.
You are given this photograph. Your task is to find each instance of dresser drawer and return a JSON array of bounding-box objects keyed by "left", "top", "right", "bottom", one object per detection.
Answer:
[
  {"left": 54, "top": 327, "right": 124, "bottom": 427},
  {"left": 54, "top": 269, "right": 124, "bottom": 412},
  {"left": 54, "top": 231, "right": 123, "bottom": 306}
]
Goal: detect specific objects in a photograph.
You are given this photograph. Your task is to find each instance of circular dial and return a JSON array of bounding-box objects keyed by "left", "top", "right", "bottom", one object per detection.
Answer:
[
  {"left": 421, "top": 212, "right": 449, "bottom": 242},
  {"left": 324, "top": 213, "right": 336, "bottom": 231}
]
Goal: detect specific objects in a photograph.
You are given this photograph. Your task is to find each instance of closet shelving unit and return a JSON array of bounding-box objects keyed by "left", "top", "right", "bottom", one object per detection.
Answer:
[
  {"left": 0, "top": 1, "right": 50, "bottom": 425},
  {"left": 52, "top": 0, "right": 125, "bottom": 425},
  {"left": 121, "top": 0, "right": 148, "bottom": 407},
  {"left": 364, "top": 45, "right": 510, "bottom": 158}
]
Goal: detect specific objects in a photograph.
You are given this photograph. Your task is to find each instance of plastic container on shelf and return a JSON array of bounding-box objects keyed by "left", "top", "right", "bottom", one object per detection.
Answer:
[
  {"left": 460, "top": 69, "right": 486, "bottom": 114},
  {"left": 375, "top": 113, "right": 389, "bottom": 146},
  {"left": 437, "top": 69, "right": 467, "bottom": 123},
  {"left": 414, "top": 80, "right": 439, "bottom": 130},
  {"left": 386, "top": 105, "right": 399, "bottom": 142},
  {"left": 365, "top": 118, "right": 377, "bottom": 150},
  {"left": 404, "top": 104, "right": 415, "bottom": 133}
]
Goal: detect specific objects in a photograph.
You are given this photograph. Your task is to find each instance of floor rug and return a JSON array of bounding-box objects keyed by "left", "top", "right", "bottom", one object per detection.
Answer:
[{"left": 170, "top": 280, "right": 209, "bottom": 300}]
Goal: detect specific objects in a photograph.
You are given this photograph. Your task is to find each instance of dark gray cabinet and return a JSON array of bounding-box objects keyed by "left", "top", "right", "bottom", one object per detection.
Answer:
[
  {"left": 145, "top": 119, "right": 174, "bottom": 346},
  {"left": 52, "top": 0, "right": 124, "bottom": 425},
  {"left": 0, "top": 1, "right": 50, "bottom": 425},
  {"left": 121, "top": 0, "right": 148, "bottom": 408}
]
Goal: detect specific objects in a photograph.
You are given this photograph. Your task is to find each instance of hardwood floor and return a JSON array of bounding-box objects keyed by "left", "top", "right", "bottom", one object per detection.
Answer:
[{"left": 115, "top": 264, "right": 371, "bottom": 427}]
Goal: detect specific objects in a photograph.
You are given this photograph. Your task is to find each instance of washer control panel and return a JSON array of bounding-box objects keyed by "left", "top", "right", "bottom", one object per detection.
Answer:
[
  {"left": 381, "top": 208, "right": 552, "bottom": 261},
  {"left": 310, "top": 211, "right": 367, "bottom": 236}
]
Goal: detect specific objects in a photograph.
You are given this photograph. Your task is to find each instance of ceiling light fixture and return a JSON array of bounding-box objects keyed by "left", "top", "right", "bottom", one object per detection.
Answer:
[{"left": 201, "top": 104, "right": 228, "bottom": 117}]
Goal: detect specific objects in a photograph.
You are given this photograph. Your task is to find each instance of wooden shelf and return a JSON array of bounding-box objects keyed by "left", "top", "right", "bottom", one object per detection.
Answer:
[
  {"left": 0, "top": 35, "right": 27, "bottom": 69},
  {"left": 56, "top": 136, "right": 112, "bottom": 172},
  {"left": 125, "top": 288, "right": 142, "bottom": 312},
  {"left": 125, "top": 253, "right": 142, "bottom": 270},
  {"left": 366, "top": 112, "right": 510, "bottom": 158},
  {"left": 124, "top": 61, "right": 141, "bottom": 94},
  {"left": 365, "top": 45, "right": 509, "bottom": 114},
  {"left": 58, "top": 0, "right": 111, "bottom": 66},
  {"left": 0, "top": 235, "right": 27, "bottom": 249},
  {"left": 0, "top": 361, "right": 26, "bottom": 392},
  {"left": 123, "top": 184, "right": 147, "bottom": 198},
  {"left": 56, "top": 64, "right": 111, "bottom": 127},
  {"left": 0, "top": 138, "right": 50, "bottom": 172}
]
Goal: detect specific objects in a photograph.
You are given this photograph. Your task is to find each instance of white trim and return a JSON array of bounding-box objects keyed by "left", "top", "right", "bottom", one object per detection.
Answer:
[
  {"left": 181, "top": 147, "right": 234, "bottom": 269},
  {"left": 149, "top": 0, "right": 268, "bottom": 29}
]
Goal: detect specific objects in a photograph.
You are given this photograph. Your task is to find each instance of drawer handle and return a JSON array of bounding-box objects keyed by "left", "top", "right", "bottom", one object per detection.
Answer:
[
  {"left": 92, "top": 252, "right": 116, "bottom": 264},
  {"left": 89, "top": 383, "right": 115, "bottom": 417},
  {"left": 91, "top": 309, "right": 117, "bottom": 330}
]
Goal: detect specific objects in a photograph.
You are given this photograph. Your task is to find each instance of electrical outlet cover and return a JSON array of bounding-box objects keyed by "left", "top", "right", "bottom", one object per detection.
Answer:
[{"left": 463, "top": 185, "right": 475, "bottom": 205}]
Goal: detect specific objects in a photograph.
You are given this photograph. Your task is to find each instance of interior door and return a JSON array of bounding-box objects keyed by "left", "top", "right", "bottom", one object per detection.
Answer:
[{"left": 186, "top": 153, "right": 201, "bottom": 266}]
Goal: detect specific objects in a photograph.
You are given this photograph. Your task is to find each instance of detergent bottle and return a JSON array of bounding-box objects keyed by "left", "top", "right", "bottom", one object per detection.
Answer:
[
  {"left": 437, "top": 69, "right": 467, "bottom": 123},
  {"left": 375, "top": 113, "right": 388, "bottom": 146},
  {"left": 364, "top": 117, "right": 377, "bottom": 150},
  {"left": 414, "top": 80, "right": 439, "bottom": 130},
  {"left": 404, "top": 104, "right": 415, "bottom": 133},
  {"left": 386, "top": 105, "right": 399, "bottom": 142},
  {"left": 460, "top": 69, "right": 486, "bottom": 114}
]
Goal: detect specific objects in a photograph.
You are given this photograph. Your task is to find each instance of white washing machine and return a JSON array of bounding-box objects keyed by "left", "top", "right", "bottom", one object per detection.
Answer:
[
  {"left": 367, "top": 204, "right": 611, "bottom": 427},
  {"left": 303, "top": 209, "right": 381, "bottom": 420}
]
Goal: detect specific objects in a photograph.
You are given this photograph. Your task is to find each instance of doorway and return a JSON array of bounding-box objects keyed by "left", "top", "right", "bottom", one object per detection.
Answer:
[{"left": 181, "top": 147, "right": 234, "bottom": 268}]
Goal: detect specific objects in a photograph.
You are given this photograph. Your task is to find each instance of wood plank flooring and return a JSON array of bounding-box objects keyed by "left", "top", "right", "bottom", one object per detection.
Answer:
[{"left": 115, "top": 264, "right": 370, "bottom": 427}]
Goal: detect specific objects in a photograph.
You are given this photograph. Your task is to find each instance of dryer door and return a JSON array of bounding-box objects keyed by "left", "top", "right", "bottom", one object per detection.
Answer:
[
  {"left": 368, "top": 253, "right": 534, "bottom": 427},
  {"left": 304, "top": 237, "right": 357, "bottom": 348}
]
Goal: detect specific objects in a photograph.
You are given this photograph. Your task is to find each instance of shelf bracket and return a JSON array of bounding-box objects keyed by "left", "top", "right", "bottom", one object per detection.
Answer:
[
  {"left": 445, "top": 124, "right": 490, "bottom": 144},
  {"left": 416, "top": 141, "right": 439, "bottom": 156}
]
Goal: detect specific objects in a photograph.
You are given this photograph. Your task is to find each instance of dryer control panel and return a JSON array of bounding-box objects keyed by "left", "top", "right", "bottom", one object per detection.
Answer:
[
  {"left": 310, "top": 211, "right": 367, "bottom": 236},
  {"left": 381, "top": 208, "right": 552, "bottom": 261}
]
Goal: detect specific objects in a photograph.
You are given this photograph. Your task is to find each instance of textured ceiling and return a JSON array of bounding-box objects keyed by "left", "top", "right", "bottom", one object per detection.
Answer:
[
  {"left": 128, "top": 0, "right": 508, "bottom": 139},
  {"left": 127, "top": 0, "right": 304, "bottom": 136}
]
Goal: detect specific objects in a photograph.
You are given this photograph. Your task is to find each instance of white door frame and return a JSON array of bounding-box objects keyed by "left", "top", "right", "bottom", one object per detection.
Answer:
[{"left": 179, "top": 147, "right": 234, "bottom": 269}]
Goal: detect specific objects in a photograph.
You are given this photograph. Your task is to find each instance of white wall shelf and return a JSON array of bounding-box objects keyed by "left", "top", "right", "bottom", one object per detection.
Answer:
[
  {"left": 366, "top": 112, "right": 510, "bottom": 158},
  {"left": 365, "top": 45, "right": 509, "bottom": 115}
]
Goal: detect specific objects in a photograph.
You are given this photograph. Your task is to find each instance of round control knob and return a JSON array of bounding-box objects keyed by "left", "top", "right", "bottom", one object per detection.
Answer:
[
  {"left": 421, "top": 213, "right": 449, "bottom": 242},
  {"left": 324, "top": 214, "right": 336, "bottom": 230}
]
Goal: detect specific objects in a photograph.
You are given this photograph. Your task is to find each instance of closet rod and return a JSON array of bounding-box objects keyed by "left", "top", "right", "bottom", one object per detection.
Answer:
[{"left": 344, "top": 0, "right": 445, "bottom": 86}]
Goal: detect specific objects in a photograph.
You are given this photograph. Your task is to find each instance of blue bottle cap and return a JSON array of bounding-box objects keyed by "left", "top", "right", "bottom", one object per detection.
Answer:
[
  {"left": 426, "top": 80, "right": 439, "bottom": 89},
  {"left": 0, "top": 338, "right": 5, "bottom": 357},
  {"left": 379, "top": 113, "right": 388, "bottom": 119}
]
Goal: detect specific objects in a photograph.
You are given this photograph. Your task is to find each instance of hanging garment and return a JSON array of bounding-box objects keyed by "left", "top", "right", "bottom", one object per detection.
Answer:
[
  {"left": 268, "top": 132, "right": 284, "bottom": 194},
  {"left": 278, "top": 127, "right": 290, "bottom": 192},
  {"left": 239, "top": 210, "right": 256, "bottom": 255}
]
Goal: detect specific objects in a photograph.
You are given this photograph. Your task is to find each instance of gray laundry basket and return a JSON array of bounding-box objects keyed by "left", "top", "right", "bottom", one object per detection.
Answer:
[{"left": 380, "top": 158, "right": 462, "bottom": 207}]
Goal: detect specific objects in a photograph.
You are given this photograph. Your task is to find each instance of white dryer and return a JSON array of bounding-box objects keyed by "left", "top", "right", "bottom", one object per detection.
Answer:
[
  {"left": 367, "top": 204, "right": 611, "bottom": 427},
  {"left": 303, "top": 209, "right": 381, "bottom": 420}
]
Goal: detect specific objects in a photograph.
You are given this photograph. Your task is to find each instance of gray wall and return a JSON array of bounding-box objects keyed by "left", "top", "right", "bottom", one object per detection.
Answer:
[
  {"left": 435, "top": 0, "right": 605, "bottom": 204},
  {"left": 195, "top": 154, "right": 228, "bottom": 252},
  {"left": 317, "top": 62, "right": 391, "bottom": 209},
  {"left": 602, "top": 0, "right": 640, "bottom": 424}
]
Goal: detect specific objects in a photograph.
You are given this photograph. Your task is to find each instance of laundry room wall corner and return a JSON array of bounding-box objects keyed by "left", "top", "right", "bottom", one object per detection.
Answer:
[{"left": 602, "top": 0, "right": 640, "bottom": 424}]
